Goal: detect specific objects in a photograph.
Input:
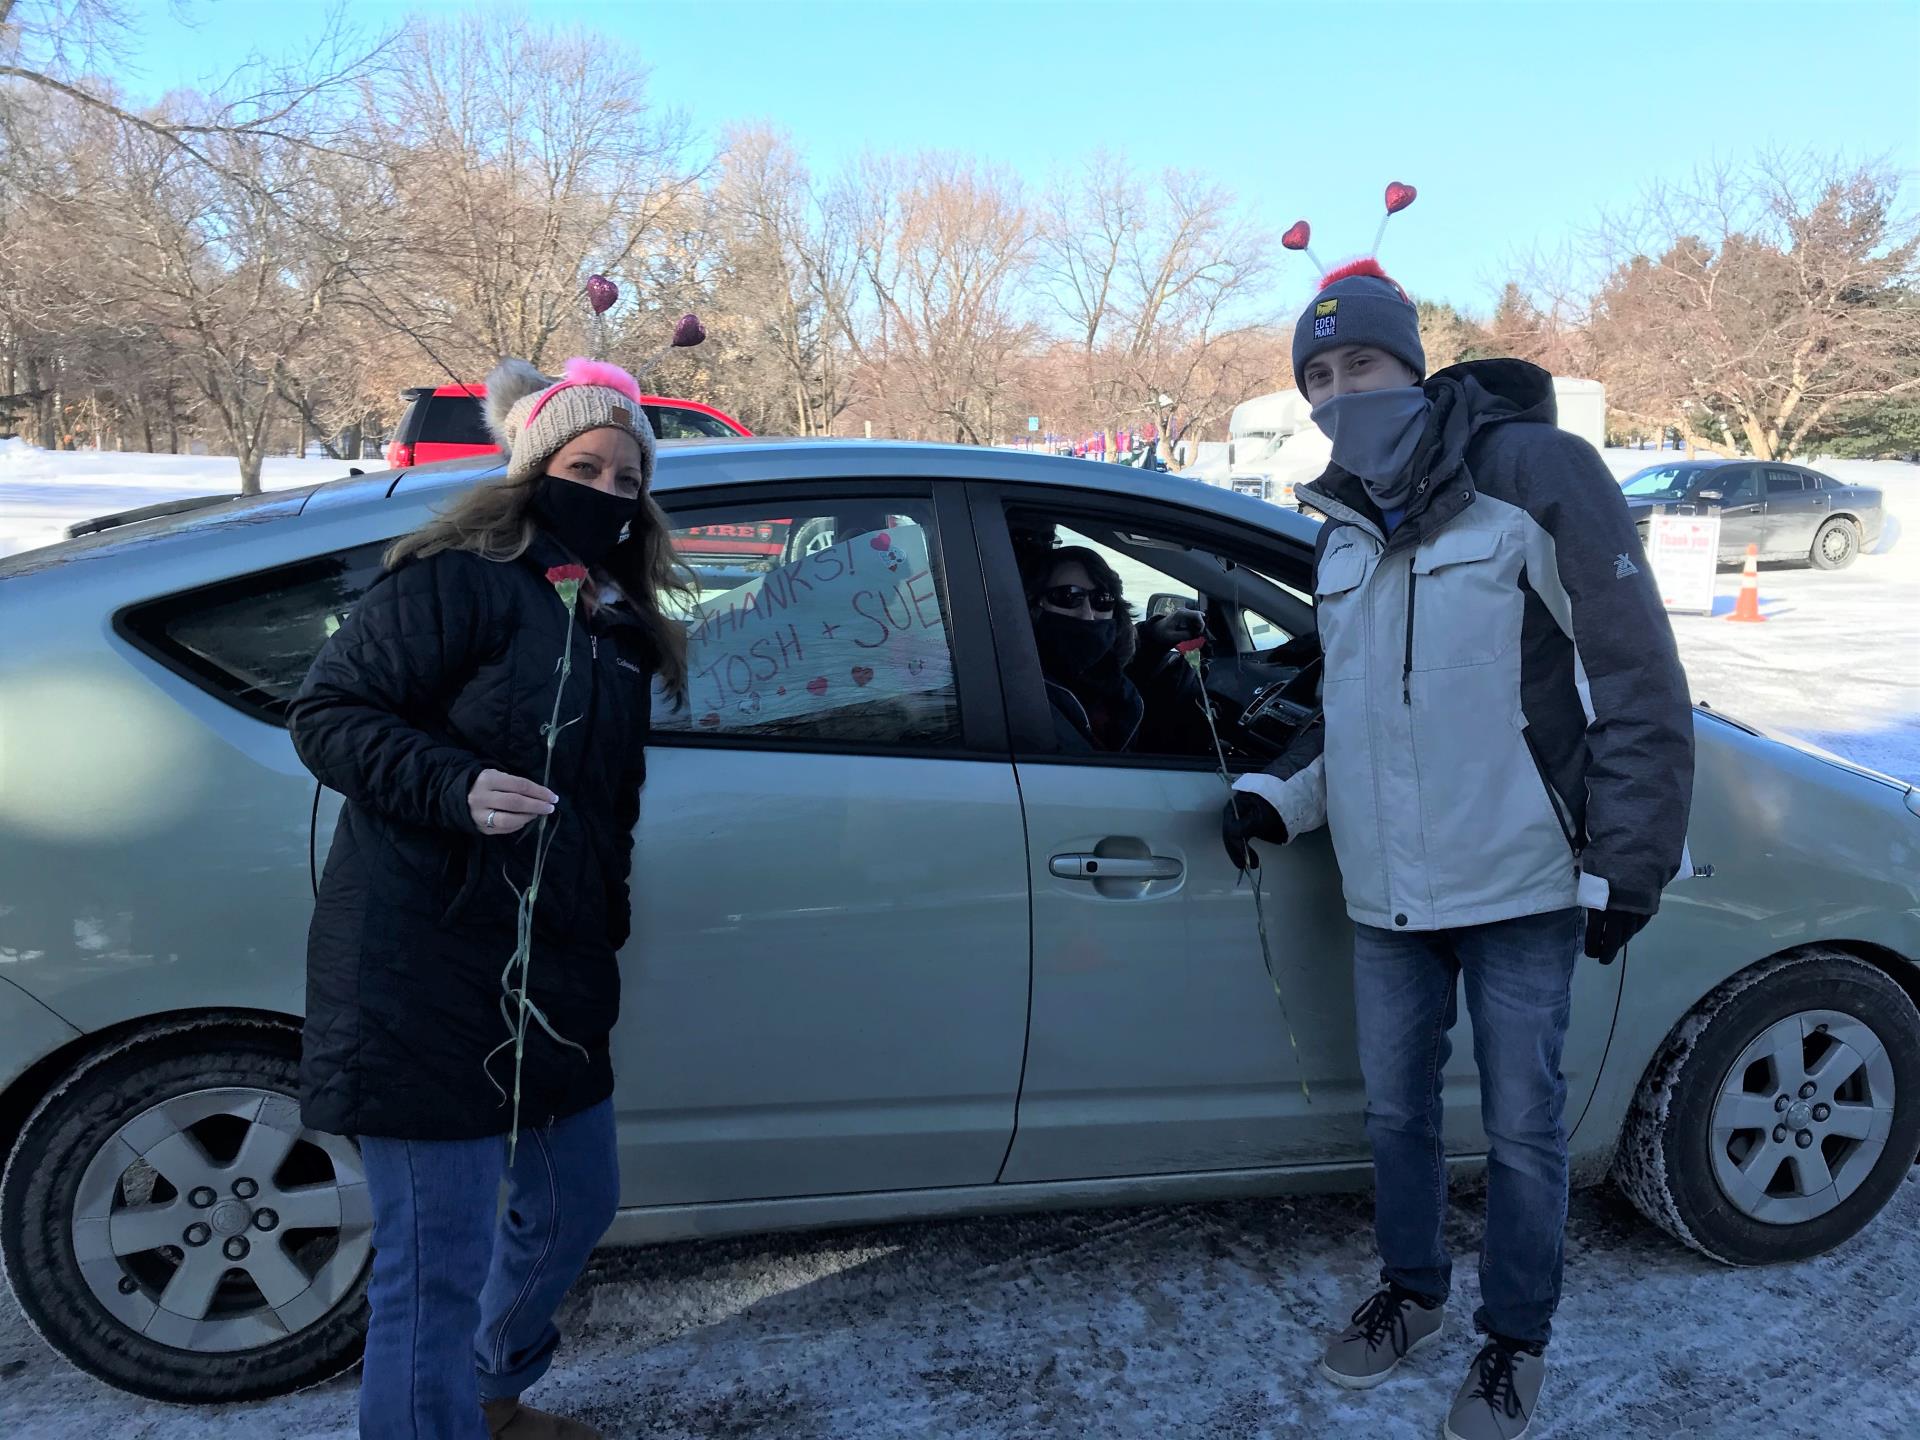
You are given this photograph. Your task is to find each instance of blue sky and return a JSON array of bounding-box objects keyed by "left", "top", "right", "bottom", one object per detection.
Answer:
[{"left": 116, "top": 0, "right": 1920, "bottom": 313}]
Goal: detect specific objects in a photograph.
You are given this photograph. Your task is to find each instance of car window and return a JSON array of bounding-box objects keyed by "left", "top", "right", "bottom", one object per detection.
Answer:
[
  {"left": 122, "top": 543, "right": 390, "bottom": 719},
  {"left": 653, "top": 499, "right": 962, "bottom": 749},
  {"left": 645, "top": 405, "right": 737, "bottom": 440},
  {"left": 1765, "top": 469, "right": 1807, "bottom": 495},
  {"left": 1622, "top": 464, "right": 1715, "bottom": 500},
  {"left": 418, "top": 394, "right": 495, "bottom": 447},
  {"left": 1718, "top": 466, "right": 1759, "bottom": 501},
  {"left": 1002, "top": 506, "right": 1314, "bottom": 762},
  {"left": 1030, "top": 523, "right": 1303, "bottom": 651}
]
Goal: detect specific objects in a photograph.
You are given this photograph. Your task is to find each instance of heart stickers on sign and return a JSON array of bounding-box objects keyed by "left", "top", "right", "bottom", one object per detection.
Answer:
[
  {"left": 806, "top": 676, "right": 830, "bottom": 697},
  {"left": 851, "top": 666, "right": 874, "bottom": 688}
]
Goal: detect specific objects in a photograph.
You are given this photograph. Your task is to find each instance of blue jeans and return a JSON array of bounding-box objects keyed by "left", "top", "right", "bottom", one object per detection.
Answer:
[
  {"left": 1352, "top": 908, "right": 1580, "bottom": 1348},
  {"left": 356, "top": 1099, "right": 619, "bottom": 1439}
]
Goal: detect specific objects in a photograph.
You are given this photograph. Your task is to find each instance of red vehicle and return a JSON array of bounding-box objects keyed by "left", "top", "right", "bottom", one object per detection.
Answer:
[
  {"left": 382, "top": 384, "right": 799, "bottom": 563},
  {"left": 383, "top": 384, "right": 751, "bottom": 470}
]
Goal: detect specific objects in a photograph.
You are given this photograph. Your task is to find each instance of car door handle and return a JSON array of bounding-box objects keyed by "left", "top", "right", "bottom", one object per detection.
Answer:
[{"left": 1050, "top": 854, "right": 1184, "bottom": 881}]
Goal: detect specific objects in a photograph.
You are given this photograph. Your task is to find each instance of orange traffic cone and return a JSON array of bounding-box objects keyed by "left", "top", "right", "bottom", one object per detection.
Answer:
[{"left": 1728, "top": 544, "right": 1765, "bottom": 623}]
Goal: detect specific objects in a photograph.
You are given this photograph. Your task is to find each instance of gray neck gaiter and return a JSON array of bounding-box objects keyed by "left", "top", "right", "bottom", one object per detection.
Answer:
[{"left": 1310, "top": 386, "right": 1433, "bottom": 509}]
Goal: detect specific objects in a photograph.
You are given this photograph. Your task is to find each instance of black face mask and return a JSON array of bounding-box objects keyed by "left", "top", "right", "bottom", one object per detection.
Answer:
[
  {"left": 529, "top": 476, "right": 640, "bottom": 568},
  {"left": 1034, "top": 611, "right": 1117, "bottom": 678}
]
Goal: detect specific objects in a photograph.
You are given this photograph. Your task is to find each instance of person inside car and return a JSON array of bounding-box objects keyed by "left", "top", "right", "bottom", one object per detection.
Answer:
[{"left": 1024, "top": 544, "right": 1214, "bottom": 755}]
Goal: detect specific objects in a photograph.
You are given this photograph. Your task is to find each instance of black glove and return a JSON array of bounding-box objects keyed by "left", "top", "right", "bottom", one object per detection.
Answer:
[
  {"left": 1222, "top": 791, "right": 1288, "bottom": 870},
  {"left": 1584, "top": 907, "right": 1651, "bottom": 965},
  {"left": 1139, "top": 607, "right": 1204, "bottom": 652}
]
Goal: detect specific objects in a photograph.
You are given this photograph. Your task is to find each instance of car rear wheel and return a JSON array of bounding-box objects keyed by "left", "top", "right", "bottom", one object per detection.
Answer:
[
  {"left": 1614, "top": 950, "right": 1920, "bottom": 1266},
  {"left": 0, "top": 1018, "right": 371, "bottom": 1402},
  {"left": 1809, "top": 516, "right": 1861, "bottom": 570}
]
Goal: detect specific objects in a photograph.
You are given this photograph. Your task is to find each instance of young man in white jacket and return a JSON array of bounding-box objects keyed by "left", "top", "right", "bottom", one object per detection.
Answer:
[{"left": 1223, "top": 261, "right": 1694, "bottom": 1440}]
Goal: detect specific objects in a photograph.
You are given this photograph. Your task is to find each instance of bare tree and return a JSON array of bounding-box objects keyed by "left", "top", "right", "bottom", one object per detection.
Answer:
[
  {"left": 676, "top": 126, "right": 859, "bottom": 436},
  {"left": 1037, "top": 151, "right": 1272, "bottom": 460},
  {"left": 844, "top": 152, "right": 1036, "bottom": 444},
  {"left": 1582, "top": 155, "right": 1920, "bottom": 458},
  {"left": 361, "top": 13, "right": 700, "bottom": 380}
]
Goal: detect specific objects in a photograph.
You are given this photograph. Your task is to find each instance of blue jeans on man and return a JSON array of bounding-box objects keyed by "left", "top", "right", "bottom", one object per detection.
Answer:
[
  {"left": 1352, "top": 907, "right": 1581, "bottom": 1348},
  {"left": 356, "top": 1098, "right": 619, "bottom": 1439}
]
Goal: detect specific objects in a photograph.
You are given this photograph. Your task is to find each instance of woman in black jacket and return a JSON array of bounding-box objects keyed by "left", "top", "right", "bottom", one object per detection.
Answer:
[{"left": 289, "top": 356, "right": 692, "bottom": 1440}]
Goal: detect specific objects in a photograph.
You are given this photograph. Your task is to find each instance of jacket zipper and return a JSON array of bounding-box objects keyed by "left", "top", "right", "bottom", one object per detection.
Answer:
[{"left": 1401, "top": 571, "right": 1418, "bottom": 705}]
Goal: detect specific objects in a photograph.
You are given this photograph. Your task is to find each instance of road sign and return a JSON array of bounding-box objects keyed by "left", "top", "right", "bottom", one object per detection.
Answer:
[
  {"left": 1646, "top": 513, "right": 1720, "bottom": 614},
  {"left": 1027, "top": 416, "right": 1039, "bottom": 432}
]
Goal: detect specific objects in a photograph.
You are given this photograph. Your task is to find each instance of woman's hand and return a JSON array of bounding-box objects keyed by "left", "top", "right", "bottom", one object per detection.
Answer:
[{"left": 468, "top": 769, "right": 558, "bottom": 835}]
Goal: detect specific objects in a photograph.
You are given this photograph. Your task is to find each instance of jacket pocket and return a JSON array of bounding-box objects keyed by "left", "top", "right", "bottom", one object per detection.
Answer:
[
  {"left": 1314, "top": 540, "right": 1373, "bottom": 682},
  {"left": 1409, "top": 525, "right": 1512, "bottom": 670},
  {"left": 439, "top": 837, "right": 489, "bottom": 928},
  {"left": 1520, "top": 722, "right": 1579, "bottom": 855}
]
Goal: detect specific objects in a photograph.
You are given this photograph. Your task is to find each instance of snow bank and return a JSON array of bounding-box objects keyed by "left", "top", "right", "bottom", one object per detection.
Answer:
[{"left": 0, "top": 438, "right": 365, "bottom": 558}]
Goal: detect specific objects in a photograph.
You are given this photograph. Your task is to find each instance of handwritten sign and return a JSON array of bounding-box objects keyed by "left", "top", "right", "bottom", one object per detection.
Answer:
[
  {"left": 1646, "top": 513, "right": 1721, "bottom": 614},
  {"left": 675, "top": 525, "right": 954, "bottom": 734}
]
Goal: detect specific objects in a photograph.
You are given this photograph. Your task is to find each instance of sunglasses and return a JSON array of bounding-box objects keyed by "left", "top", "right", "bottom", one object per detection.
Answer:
[{"left": 1038, "top": 584, "right": 1119, "bottom": 613}]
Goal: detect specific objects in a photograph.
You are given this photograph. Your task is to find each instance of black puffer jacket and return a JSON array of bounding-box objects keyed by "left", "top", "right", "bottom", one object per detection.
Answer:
[{"left": 289, "top": 531, "right": 653, "bottom": 1140}]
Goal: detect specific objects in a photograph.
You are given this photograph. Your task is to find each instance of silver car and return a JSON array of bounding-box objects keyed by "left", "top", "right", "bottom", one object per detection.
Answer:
[{"left": 3, "top": 442, "right": 1918, "bottom": 1403}]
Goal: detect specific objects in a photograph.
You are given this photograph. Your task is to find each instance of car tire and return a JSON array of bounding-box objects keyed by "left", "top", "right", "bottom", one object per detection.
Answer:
[
  {"left": 782, "top": 516, "right": 836, "bottom": 565},
  {"left": 1809, "top": 516, "right": 1861, "bottom": 571},
  {"left": 1613, "top": 949, "right": 1920, "bottom": 1266},
  {"left": 0, "top": 1017, "right": 372, "bottom": 1403}
]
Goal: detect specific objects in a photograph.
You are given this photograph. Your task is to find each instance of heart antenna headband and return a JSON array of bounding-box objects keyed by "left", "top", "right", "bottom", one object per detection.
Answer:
[{"left": 1282, "top": 180, "right": 1418, "bottom": 284}]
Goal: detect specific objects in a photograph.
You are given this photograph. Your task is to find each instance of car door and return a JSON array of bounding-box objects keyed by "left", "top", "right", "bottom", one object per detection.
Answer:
[
  {"left": 978, "top": 486, "right": 1622, "bottom": 1184},
  {"left": 1763, "top": 467, "right": 1827, "bottom": 556},
  {"left": 1707, "top": 465, "right": 1764, "bottom": 557},
  {"left": 612, "top": 481, "right": 1031, "bottom": 1207}
]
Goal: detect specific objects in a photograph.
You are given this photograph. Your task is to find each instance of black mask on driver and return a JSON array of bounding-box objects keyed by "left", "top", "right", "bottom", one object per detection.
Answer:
[
  {"left": 1034, "top": 612, "right": 1117, "bottom": 678},
  {"left": 528, "top": 476, "right": 639, "bottom": 568}
]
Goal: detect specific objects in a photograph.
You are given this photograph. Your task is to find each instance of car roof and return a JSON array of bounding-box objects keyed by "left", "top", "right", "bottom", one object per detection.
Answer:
[
  {"left": 411, "top": 384, "right": 739, "bottom": 407},
  {"left": 0, "top": 440, "right": 1322, "bottom": 580}
]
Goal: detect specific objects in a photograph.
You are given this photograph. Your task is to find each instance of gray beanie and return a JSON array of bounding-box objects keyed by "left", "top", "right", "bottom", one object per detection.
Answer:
[
  {"left": 1291, "top": 264, "right": 1425, "bottom": 385},
  {"left": 482, "top": 356, "right": 658, "bottom": 488}
]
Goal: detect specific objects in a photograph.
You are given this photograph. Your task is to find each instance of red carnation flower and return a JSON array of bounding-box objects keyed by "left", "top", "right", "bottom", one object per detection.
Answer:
[{"left": 545, "top": 564, "right": 589, "bottom": 585}]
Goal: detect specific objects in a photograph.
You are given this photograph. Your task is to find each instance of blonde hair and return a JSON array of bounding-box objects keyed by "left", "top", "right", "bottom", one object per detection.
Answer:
[{"left": 386, "top": 470, "right": 696, "bottom": 699}]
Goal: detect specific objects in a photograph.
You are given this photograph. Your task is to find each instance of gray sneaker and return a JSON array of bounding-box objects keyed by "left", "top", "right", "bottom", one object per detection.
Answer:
[
  {"left": 1444, "top": 1339, "right": 1546, "bottom": 1440},
  {"left": 1317, "top": 1285, "right": 1446, "bottom": 1389}
]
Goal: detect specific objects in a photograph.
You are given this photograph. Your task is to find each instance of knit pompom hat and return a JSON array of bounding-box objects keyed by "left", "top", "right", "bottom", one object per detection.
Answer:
[{"left": 483, "top": 356, "right": 658, "bottom": 488}]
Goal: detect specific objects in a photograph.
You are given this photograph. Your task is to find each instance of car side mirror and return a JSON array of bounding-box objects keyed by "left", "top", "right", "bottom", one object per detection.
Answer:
[
  {"left": 1146, "top": 593, "right": 1200, "bottom": 620},
  {"left": 1696, "top": 490, "right": 1724, "bottom": 502}
]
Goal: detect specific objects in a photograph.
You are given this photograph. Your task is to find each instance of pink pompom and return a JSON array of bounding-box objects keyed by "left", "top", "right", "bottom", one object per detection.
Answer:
[{"left": 560, "top": 356, "right": 644, "bottom": 405}]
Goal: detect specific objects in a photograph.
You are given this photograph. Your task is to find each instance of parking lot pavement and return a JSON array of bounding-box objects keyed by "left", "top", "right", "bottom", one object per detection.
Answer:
[{"left": 6, "top": 1170, "right": 1918, "bottom": 1438}]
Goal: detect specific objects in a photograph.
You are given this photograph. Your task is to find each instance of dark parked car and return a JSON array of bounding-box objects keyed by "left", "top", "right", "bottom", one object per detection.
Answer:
[{"left": 1621, "top": 460, "right": 1884, "bottom": 570}]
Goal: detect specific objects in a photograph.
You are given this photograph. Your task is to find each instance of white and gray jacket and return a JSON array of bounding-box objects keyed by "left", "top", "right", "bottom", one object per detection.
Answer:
[{"left": 1235, "top": 360, "right": 1695, "bottom": 933}]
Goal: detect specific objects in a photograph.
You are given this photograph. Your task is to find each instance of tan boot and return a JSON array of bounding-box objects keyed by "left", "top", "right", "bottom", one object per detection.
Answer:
[{"left": 481, "top": 1396, "right": 605, "bottom": 1440}]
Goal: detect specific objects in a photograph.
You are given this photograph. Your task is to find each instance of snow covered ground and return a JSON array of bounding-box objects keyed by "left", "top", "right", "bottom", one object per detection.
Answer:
[
  {"left": 0, "top": 437, "right": 363, "bottom": 558},
  {"left": 5, "top": 1176, "right": 1918, "bottom": 1438}
]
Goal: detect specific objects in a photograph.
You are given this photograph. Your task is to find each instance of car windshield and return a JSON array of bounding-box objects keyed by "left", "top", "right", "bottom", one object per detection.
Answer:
[{"left": 1621, "top": 464, "right": 1727, "bottom": 501}]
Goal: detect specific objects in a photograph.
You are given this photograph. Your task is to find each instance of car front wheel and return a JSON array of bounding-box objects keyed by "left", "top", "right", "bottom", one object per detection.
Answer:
[
  {"left": 1614, "top": 950, "right": 1920, "bottom": 1266},
  {"left": 0, "top": 1018, "right": 372, "bottom": 1402}
]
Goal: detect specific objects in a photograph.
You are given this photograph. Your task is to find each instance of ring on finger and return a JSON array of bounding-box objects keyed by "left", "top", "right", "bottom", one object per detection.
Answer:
[{"left": 485, "top": 809, "right": 496, "bottom": 830}]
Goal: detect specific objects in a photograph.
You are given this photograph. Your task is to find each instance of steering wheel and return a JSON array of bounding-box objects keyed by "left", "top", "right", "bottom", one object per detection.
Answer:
[{"left": 1231, "top": 654, "right": 1323, "bottom": 759}]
